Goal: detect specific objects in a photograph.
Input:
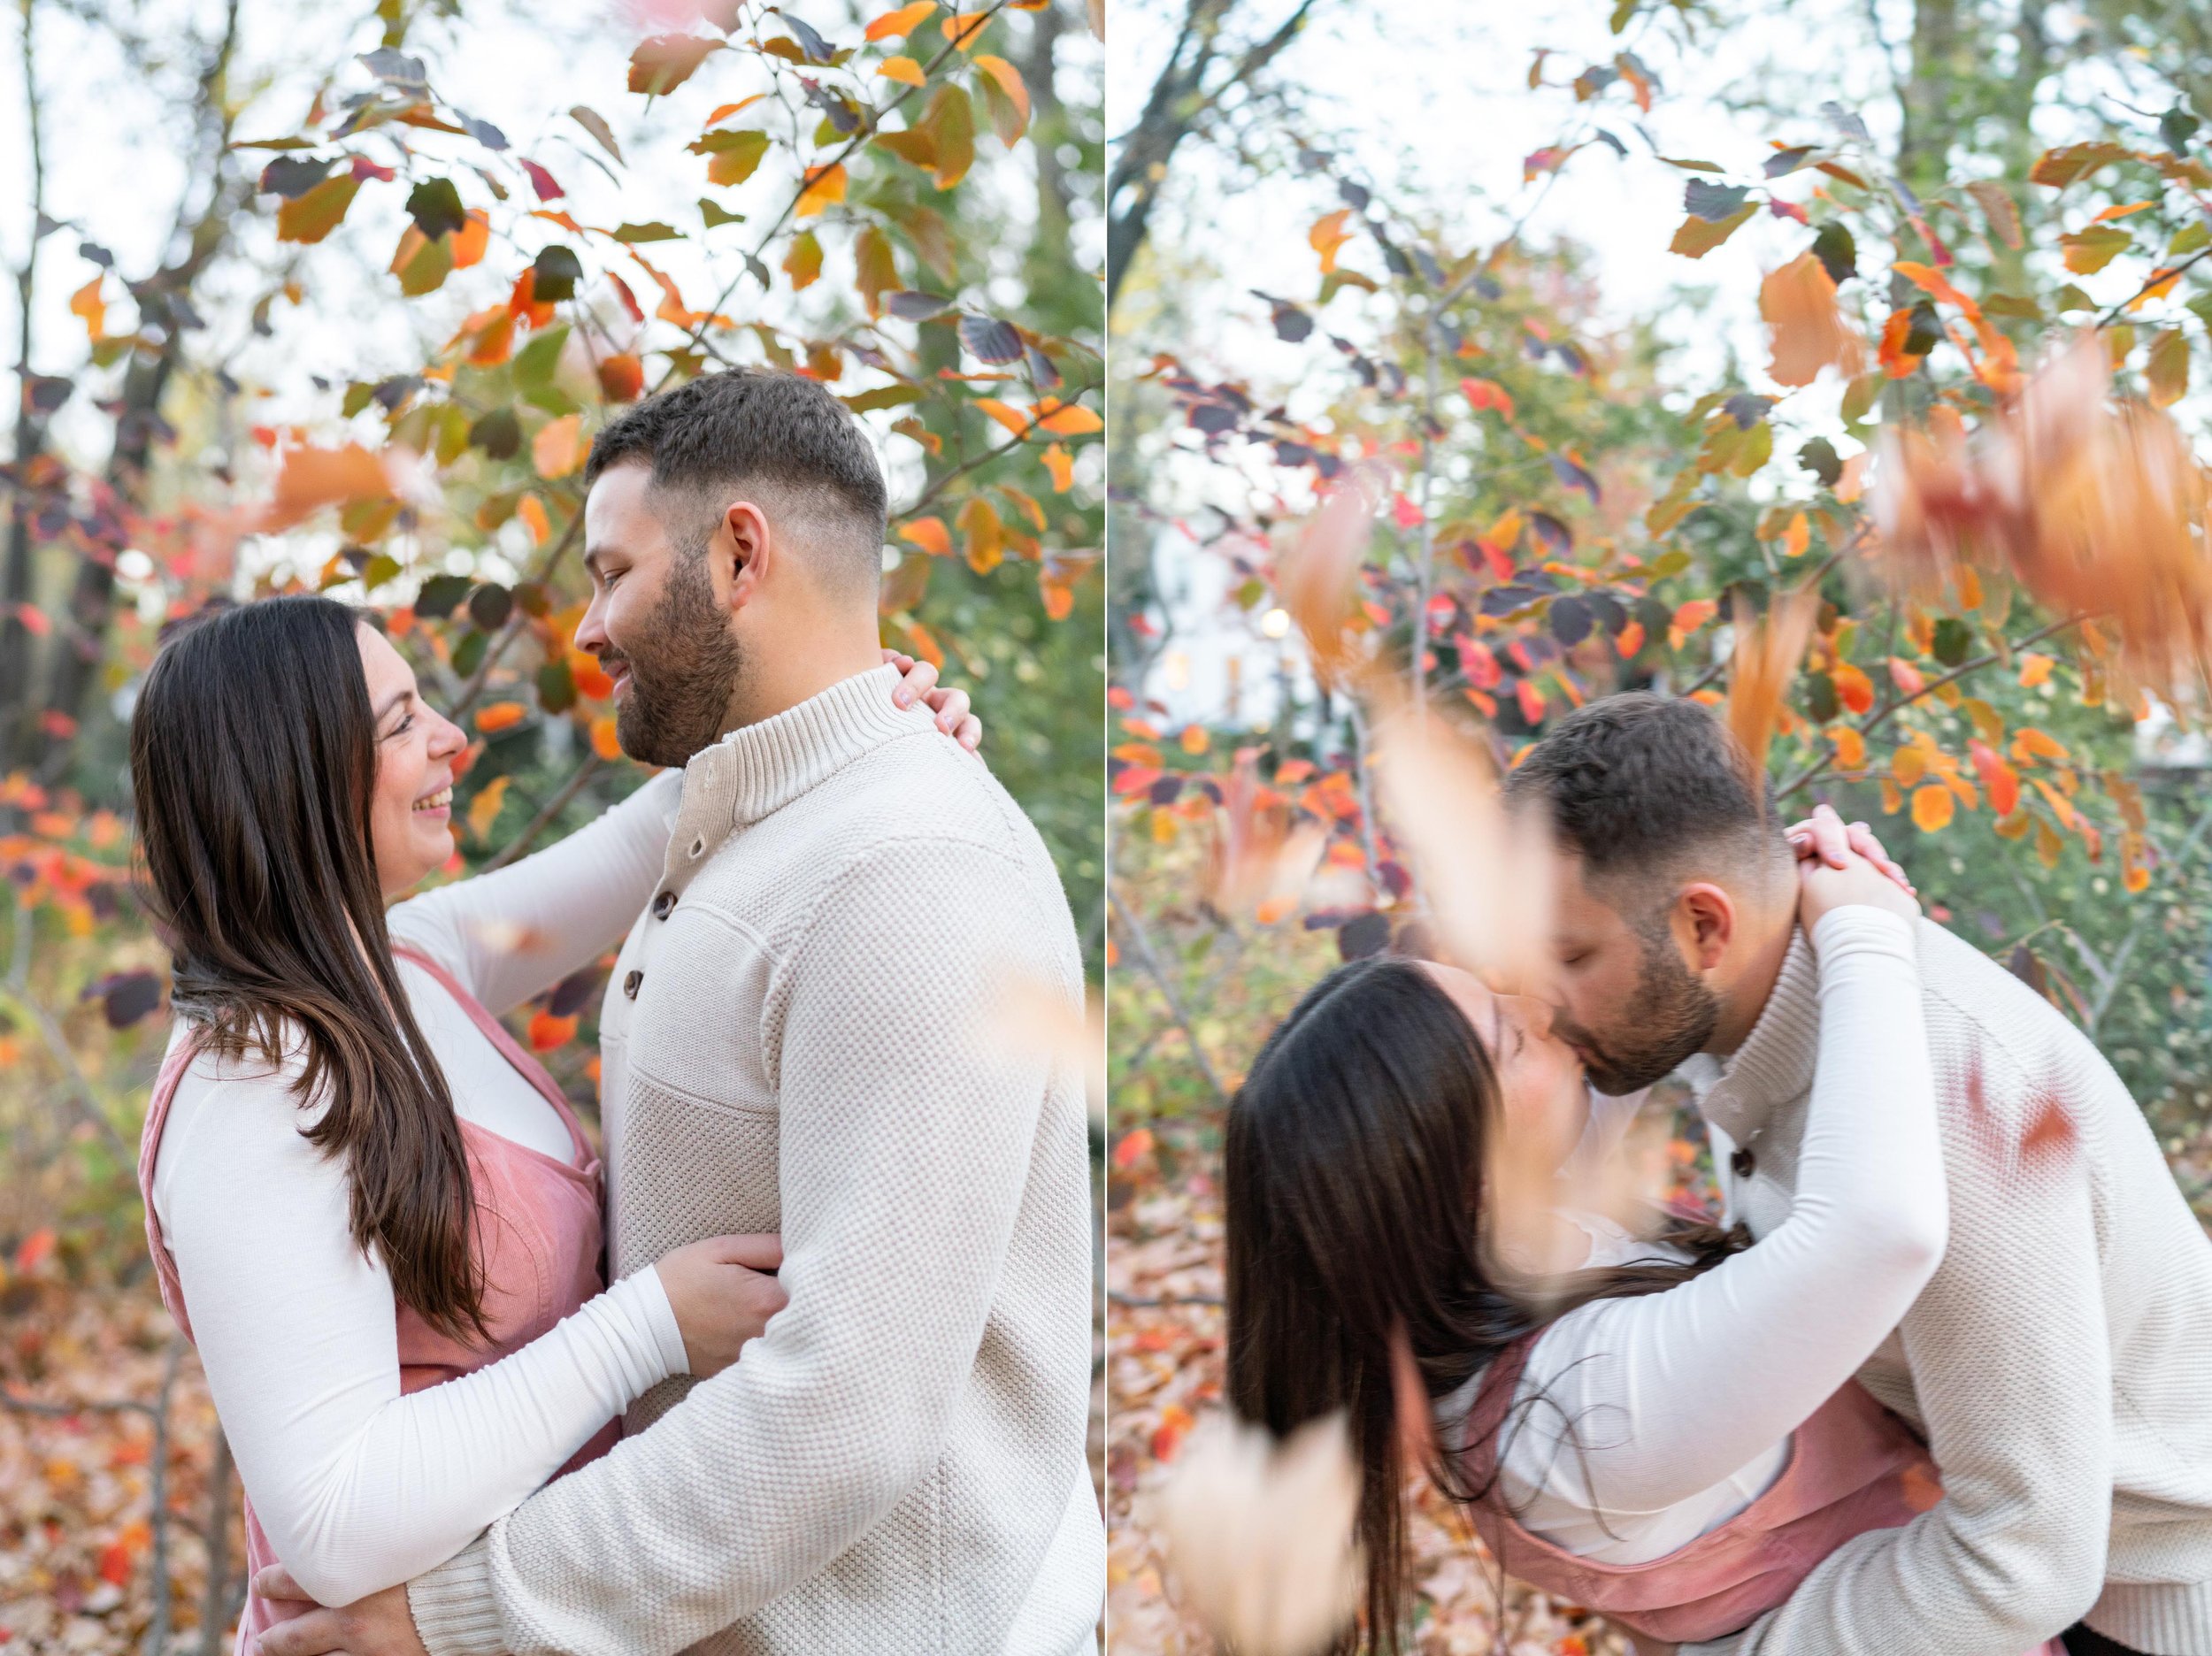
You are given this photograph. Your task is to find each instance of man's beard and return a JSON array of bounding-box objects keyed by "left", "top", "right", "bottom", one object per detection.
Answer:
[
  {"left": 605, "top": 553, "right": 745, "bottom": 770},
  {"left": 1553, "top": 915, "right": 1721, "bottom": 1096}
]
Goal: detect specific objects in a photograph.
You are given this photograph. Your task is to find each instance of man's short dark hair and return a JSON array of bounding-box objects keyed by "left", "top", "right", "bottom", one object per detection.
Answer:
[
  {"left": 1504, "top": 692, "right": 1791, "bottom": 901},
  {"left": 584, "top": 369, "right": 888, "bottom": 594}
]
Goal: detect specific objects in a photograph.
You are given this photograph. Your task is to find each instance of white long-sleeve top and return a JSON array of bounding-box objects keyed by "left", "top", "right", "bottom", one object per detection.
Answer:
[
  {"left": 150, "top": 770, "right": 691, "bottom": 1608},
  {"left": 1438, "top": 905, "right": 1947, "bottom": 1564}
]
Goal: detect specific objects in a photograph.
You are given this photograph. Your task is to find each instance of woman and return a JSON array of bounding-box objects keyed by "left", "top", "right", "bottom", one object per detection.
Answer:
[
  {"left": 130, "top": 594, "right": 975, "bottom": 1652},
  {"left": 1225, "top": 840, "right": 2063, "bottom": 1656}
]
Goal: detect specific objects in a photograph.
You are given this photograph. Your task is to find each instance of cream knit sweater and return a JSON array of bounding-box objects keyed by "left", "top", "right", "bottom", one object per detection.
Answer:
[
  {"left": 1680, "top": 919, "right": 2212, "bottom": 1656},
  {"left": 407, "top": 665, "right": 1102, "bottom": 1656}
]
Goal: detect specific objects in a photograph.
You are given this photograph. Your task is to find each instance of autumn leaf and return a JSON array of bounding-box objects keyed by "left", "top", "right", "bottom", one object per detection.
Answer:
[
  {"left": 589, "top": 715, "right": 623, "bottom": 760},
  {"left": 1725, "top": 585, "right": 1820, "bottom": 789},
  {"left": 527, "top": 1008, "right": 580, "bottom": 1051},
  {"left": 2147, "top": 328, "right": 2190, "bottom": 407},
  {"left": 1911, "top": 783, "right": 1955, "bottom": 832},
  {"left": 879, "top": 55, "right": 926, "bottom": 86},
  {"left": 2018, "top": 652, "right": 2055, "bottom": 687},
  {"left": 866, "top": 0, "right": 937, "bottom": 38},
  {"left": 1277, "top": 472, "right": 1376, "bottom": 684},
  {"left": 795, "top": 163, "right": 848, "bottom": 218},
  {"left": 1760, "top": 253, "right": 1864, "bottom": 387},
  {"left": 532, "top": 413, "right": 587, "bottom": 479},
  {"left": 597, "top": 353, "right": 644, "bottom": 402},
  {"left": 959, "top": 495, "right": 1003, "bottom": 573},
  {"left": 1310, "top": 209, "right": 1354, "bottom": 274},
  {"left": 900, "top": 516, "right": 954, "bottom": 556},
  {"left": 1670, "top": 203, "right": 1755, "bottom": 258},
  {"left": 68, "top": 278, "right": 105, "bottom": 342},
  {"left": 629, "top": 34, "right": 722, "bottom": 96},
  {"left": 475, "top": 703, "right": 527, "bottom": 737},
  {"left": 784, "top": 228, "right": 824, "bottom": 289},
  {"left": 262, "top": 441, "right": 392, "bottom": 530},
  {"left": 1033, "top": 398, "right": 1102, "bottom": 435},
  {"left": 1043, "top": 441, "right": 1074, "bottom": 492},
  {"left": 466, "top": 773, "right": 512, "bottom": 839},
  {"left": 277, "top": 174, "right": 362, "bottom": 243},
  {"left": 1832, "top": 660, "right": 1875, "bottom": 713}
]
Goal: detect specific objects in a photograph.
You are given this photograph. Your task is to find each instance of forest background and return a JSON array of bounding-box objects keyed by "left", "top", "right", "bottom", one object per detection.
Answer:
[
  {"left": 1106, "top": 0, "right": 2212, "bottom": 1650},
  {"left": 0, "top": 0, "right": 1105, "bottom": 1647}
]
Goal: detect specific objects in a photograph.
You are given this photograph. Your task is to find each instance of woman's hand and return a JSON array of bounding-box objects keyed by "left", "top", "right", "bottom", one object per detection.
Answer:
[
  {"left": 1787, "top": 801, "right": 1914, "bottom": 896},
  {"left": 881, "top": 648, "right": 982, "bottom": 750},
  {"left": 654, "top": 1233, "right": 787, "bottom": 1379},
  {"left": 1798, "top": 837, "right": 1921, "bottom": 934}
]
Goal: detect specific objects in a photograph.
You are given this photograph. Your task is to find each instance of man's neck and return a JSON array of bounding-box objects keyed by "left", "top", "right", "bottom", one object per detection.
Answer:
[
  {"left": 719, "top": 623, "right": 884, "bottom": 736},
  {"left": 1704, "top": 907, "right": 1796, "bottom": 1057}
]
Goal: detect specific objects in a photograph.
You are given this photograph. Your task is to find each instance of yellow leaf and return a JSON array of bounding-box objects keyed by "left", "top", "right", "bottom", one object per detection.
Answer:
[
  {"left": 1892, "top": 745, "right": 1928, "bottom": 787},
  {"left": 532, "top": 413, "right": 587, "bottom": 479},
  {"left": 1881, "top": 778, "right": 1903, "bottom": 815},
  {"left": 940, "top": 10, "right": 990, "bottom": 50},
  {"left": 958, "top": 495, "right": 1002, "bottom": 574},
  {"left": 1043, "top": 442, "right": 1074, "bottom": 492},
  {"left": 900, "top": 516, "right": 953, "bottom": 556},
  {"left": 1310, "top": 209, "right": 1354, "bottom": 274},
  {"left": 467, "top": 774, "right": 511, "bottom": 840},
  {"left": 879, "top": 54, "right": 926, "bottom": 86},
  {"left": 68, "top": 278, "right": 105, "bottom": 343},
  {"left": 973, "top": 397, "right": 1033, "bottom": 438},
  {"left": 2036, "top": 817, "right": 2065, "bottom": 869},
  {"left": 1033, "top": 398, "right": 1101, "bottom": 435},
  {"left": 795, "top": 163, "right": 847, "bottom": 218},
  {"left": 865, "top": 0, "right": 937, "bottom": 38},
  {"left": 1911, "top": 783, "right": 1955, "bottom": 832},
  {"left": 783, "top": 229, "right": 823, "bottom": 290}
]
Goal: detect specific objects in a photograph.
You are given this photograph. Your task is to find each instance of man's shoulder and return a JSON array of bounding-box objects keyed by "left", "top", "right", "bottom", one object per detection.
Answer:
[{"left": 1912, "top": 915, "right": 2131, "bottom": 1109}]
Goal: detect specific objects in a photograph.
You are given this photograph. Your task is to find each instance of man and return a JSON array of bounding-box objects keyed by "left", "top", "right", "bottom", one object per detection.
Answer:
[
  {"left": 1505, "top": 691, "right": 2212, "bottom": 1656},
  {"left": 257, "top": 370, "right": 1102, "bottom": 1654}
]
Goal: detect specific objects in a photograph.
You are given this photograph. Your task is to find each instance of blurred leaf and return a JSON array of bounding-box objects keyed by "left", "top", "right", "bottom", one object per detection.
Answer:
[
  {"left": 276, "top": 174, "right": 362, "bottom": 243},
  {"left": 1671, "top": 203, "right": 1755, "bottom": 257},
  {"left": 570, "top": 105, "right": 626, "bottom": 165},
  {"left": 630, "top": 34, "right": 723, "bottom": 96}
]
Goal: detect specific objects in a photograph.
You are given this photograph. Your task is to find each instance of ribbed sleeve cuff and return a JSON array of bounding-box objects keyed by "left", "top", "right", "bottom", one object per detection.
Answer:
[
  {"left": 408, "top": 1534, "right": 507, "bottom": 1656},
  {"left": 1809, "top": 903, "right": 1916, "bottom": 961},
  {"left": 2088, "top": 1581, "right": 2212, "bottom": 1655}
]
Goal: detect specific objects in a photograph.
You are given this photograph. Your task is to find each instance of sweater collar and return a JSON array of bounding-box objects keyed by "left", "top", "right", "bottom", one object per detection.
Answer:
[
  {"left": 1688, "top": 924, "right": 1821, "bottom": 1146},
  {"left": 662, "top": 663, "right": 932, "bottom": 878}
]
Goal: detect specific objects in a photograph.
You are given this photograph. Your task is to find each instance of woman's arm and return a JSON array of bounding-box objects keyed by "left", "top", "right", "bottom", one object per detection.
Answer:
[
  {"left": 386, "top": 770, "right": 682, "bottom": 1017},
  {"left": 152, "top": 1061, "right": 689, "bottom": 1607},
  {"left": 1499, "top": 902, "right": 1947, "bottom": 1521}
]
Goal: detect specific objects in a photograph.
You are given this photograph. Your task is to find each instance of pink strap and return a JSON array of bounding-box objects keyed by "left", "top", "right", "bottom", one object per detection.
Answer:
[{"left": 390, "top": 944, "right": 597, "bottom": 1175}]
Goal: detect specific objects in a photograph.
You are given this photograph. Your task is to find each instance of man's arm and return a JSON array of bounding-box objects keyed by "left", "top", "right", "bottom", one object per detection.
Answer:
[
  {"left": 1686, "top": 1038, "right": 2112, "bottom": 1656},
  {"left": 406, "top": 835, "right": 1069, "bottom": 1656}
]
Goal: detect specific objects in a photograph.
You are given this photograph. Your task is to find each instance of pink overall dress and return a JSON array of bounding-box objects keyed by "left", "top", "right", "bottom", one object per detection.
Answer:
[
  {"left": 138, "top": 946, "right": 621, "bottom": 1656},
  {"left": 1455, "top": 1331, "right": 2065, "bottom": 1653}
]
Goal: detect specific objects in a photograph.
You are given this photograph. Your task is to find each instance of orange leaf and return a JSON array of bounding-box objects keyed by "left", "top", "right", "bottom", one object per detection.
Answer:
[
  {"left": 451, "top": 210, "right": 490, "bottom": 269},
  {"left": 1033, "top": 398, "right": 1101, "bottom": 435},
  {"left": 1890, "top": 259, "right": 1980, "bottom": 318},
  {"left": 1832, "top": 726, "right": 1867, "bottom": 770},
  {"left": 972, "top": 53, "right": 1029, "bottom": 123},
  {"left": 69, "top": 277, "right": 105, "bottom": 342},
  {"left": 1888, "top": 656, "right": 1925, "bottom": 696},
  {"left": 1151, "top": 1401, "right": 1195, "bottom": 1462},
  {"left": 958, "top": 494, "right": 1003, "bottom": 574},
  {"left": 972, "top": 397, "right": 1033, "bottom": 439},
  {"left": 466, "top": 774, "right": 511, "bottom": 840},
  {"left": 1110, "top": 1126, "right": 1154, "bottom": 1169},
  {"left": 865, "top": 0, "right": 937, "bottom": 38},
  {"left": 1310, "top": 208, "right": 1354, "bottom": 274},
  {"left": 597, "top": 353, "right": 644, "bottom": 403},
  {"left": 1967, "top": 740, "right": 2020, "bottom": 816},
  {"left": 1725, "top": 586, "right": 1820, "bottom": 785},
  {"left": 527, "top": 1009, "right": 580, "bottom": 1051},
  {"left": 1615, "top": 618, "right": 1645, "bottom": 658},
  {"left": 795, "top": 163, "right": 848, "bottom": 218},
  {"left": 899, "top": 516, "right": 954, "bottom": 556},
  {"left": 532, "top": 413, "right": 587, "bottom": 479},
  {"left": 1043, "top": 441, "right": 1074, "bottom": 492},
  {"left": 1878, "top": 308, "right": 1929, "bottom": 378},
  {"left": 264, "top": 442, "right": 392, "bottom": 531},
  {"left": 517, "top": 494, "right": 553, "bottom": 547},
  {"left": 1832, "top": 661, "right": 1875, "bottom": 714},
  {"left": 1781, "top": 510, "right": 1810, "bottom": 558},
  {"left": 1760, "top": 253, "right": 1865, "bottom": 387},
  {"left": 570, "top": 651, "right": 615, "bottom": 700},
  {"left": 2013, "top": 726, "right": 2069, "bottom": 763},
  {"left": 879, "top": 55, "right": 926, "bottom": 86},
  {"left": 476, "top": 702, "right": 527, "bottom": 735},
  {"left": 589, "top": 714, "right": 624, "bottom": 761},
  {"left": 1911, "top": 783, "right": 1955, "bottom": 832}
]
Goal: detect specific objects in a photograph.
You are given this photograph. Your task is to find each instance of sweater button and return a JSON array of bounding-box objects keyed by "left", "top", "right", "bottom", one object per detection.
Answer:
[
  {"left": 623, "top": 970, "right": 643, "bottom": 1000},
  {"left": 651, "top": 890, "right": 675, "bottom": 919},
  {"left": 1730, "top": 1146, "right": 1755, "bottom": 1179}
]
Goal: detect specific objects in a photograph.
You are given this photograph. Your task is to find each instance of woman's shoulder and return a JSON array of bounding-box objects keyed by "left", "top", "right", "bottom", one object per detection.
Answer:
[{"left": 157, "top": 1017, "right": 329, "bottom": 1171}]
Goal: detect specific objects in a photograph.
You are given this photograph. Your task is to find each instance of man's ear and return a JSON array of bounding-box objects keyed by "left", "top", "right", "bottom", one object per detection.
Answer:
[
  {"left": 718, "top": 500, "right": 772, "bottom": 613},
  {"left": 1672, "top": 881, "right": 1737, "bottom": 972}
]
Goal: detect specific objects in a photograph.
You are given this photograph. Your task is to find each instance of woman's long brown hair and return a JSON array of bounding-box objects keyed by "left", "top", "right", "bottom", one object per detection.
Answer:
[
  {"left": 1223, "top": 955, "right": 1745, "bottom": 1654},
  {"left": 132, "top": 594, "right": 488, "bottom": 1341}
]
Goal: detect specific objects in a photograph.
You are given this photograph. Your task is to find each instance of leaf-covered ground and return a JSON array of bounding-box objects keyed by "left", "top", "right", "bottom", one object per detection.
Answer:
[
  {"left": 1106, "top": 1146, "right": 1629, "bottom": 1656},
  {"left": 0, "top": 1269, "right": 241, "bottom": 1655}
]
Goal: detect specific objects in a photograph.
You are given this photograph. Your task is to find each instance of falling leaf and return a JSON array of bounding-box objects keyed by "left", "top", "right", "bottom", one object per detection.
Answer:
[
  {"left": 1760, "top": 253, "right": 1865, "bottom": 387},
  {"left": 1724, "top": 585, "right": 1821, "bottom": 790},
  {"left": 1155, "top": 1411, "right": 1365, "bottom": 1656}
]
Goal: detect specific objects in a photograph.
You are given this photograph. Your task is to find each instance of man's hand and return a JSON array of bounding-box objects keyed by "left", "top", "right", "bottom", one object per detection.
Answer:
[
  {"left": 880, "top": 649, "right": 981, "bottom": 750},
  {"left": 248, "top": 1567, "right": 430, "bottom": 1656},
  {"left": 1786, "top": 801, "right": 1914, "bottom": 897}
]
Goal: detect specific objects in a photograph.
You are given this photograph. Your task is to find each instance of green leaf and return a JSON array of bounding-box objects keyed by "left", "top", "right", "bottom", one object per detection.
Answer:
[
  {"left": 405, "top": 177, "right": 468, "bottom": 241},
  {"left": 514, "top": 324, "right": 571, "bottom": 387},
  {"left": 698, "top": 197, "right": 745, "bottom": 228},
  {"left": 691, "top": 128, "right": 771, "bottom": 188},
  {"left": 1803, "top": 671, "right": 1839, "bottom": 723},
  {"left": 2148, "top": 327, "right": 2190, "bottom": 407},
  {"left": 1646, "top": 548, "right": 1692, "bottom": 579},
  {"left": 2170, "top": 221, "right": 2211, "bottom": 256},
  {"left": 536, "top": 658, "right": 577, "bottom": 714},
  {"left": 1799, "top": 437, "right": 1842, "bottom": 487},
  {"left": 342, "top": 381, "right": 377, "bottom": 418},
  {"left": 450, "top": 629, "right": 488, "bottom": 678},
  {"left": 2189, "top": 294, "right": 2212, "bottom": 334},
  {"left": 569, "top": 105, "right": 625, "bottom": 165},
  {"left": 1839, "top": 372, "right": 1882, "bottom": 423},
  {"left": 1729, "top": 419, "right": 1773, "bottom": 478},
  {"left": 1983, "top": 292, "right": 2042, "bottom": 319},
  {"left": 1932, "top": 616, "right": 1973, "bottom": 667},
  {"left": 532, "top": 244, "right": 582, "bottom": 302},
  {"left": 2055, "top": 283, "right": 2096, "bottom": 313},
  {"left": 1810, "top": 221, "right": 1857, "bottom": 283},
  {"left": 394, "top": 231, "right": 454, "bottom": 296},
  {"left": 611, "top": 221, "right": 680, "bottom": 243},
  {"left": 1670, "top": 203, "right": 1755, "bottom": 258},
  {"left": 843, "top": 383, "right": 925, "bottom": 414},
  {"left": 2061, "top": 224, "right": 2131, "bottom": 275},
  {"left": 276, "top": 174, "right": 362, "bottom": 244},
  {"left": 1657, "top": 157, "right": 1724, "bottom": 172},
  {"left": 361, "top": 554, "right": 403, "bottom": 591},
  {"left": 469, "top": 407, "right": 521, "bottom": 458}
]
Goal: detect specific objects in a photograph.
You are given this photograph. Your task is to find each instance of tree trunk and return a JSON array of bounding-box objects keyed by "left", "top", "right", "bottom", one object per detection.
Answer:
[{"left": 3, "top": 0, "right": 48, "bottom": 772}]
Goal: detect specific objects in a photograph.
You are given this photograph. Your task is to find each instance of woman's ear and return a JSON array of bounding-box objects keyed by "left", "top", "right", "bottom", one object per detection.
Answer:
[{"left": 1673, "top": 881, "right": 1738, "bottom": 972}]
